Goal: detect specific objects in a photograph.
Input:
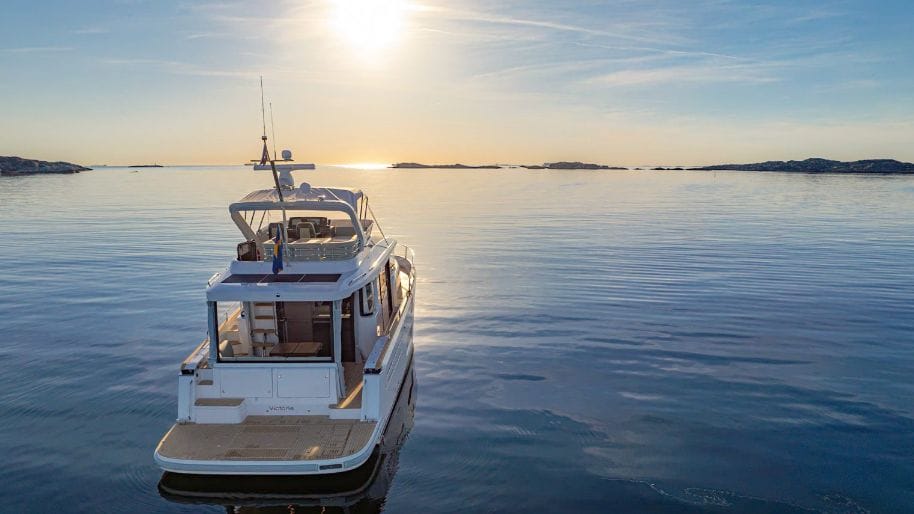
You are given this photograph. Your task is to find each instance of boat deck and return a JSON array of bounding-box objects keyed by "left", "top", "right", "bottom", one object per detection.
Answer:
[{"left": 157, "top": 416, "right": 376, "bottom": 462}]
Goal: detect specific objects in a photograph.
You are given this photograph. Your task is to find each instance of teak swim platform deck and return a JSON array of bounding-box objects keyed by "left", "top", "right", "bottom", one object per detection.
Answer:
[{"left": 157, "top": 416, "right": 376, "bottom": 462}]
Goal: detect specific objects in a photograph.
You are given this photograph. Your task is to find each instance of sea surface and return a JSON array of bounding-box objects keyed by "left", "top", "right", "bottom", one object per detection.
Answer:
[{"left": 0, "top": 166, "right": 912, "bottom": 513}]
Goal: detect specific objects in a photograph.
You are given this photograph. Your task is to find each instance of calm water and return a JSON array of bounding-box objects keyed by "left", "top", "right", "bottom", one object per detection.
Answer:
[{"left": 0, "top": 166, "right": 912, "bottom": 513}]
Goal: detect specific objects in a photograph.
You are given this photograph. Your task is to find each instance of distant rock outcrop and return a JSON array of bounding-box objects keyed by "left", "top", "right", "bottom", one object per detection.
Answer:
[
  {"left": 692, "top": 158, "right": 914, "bottom": 173},
  {"left": 525, "top": 162, "right": 626, "bottom": 170},
  {"left": 390, "top": 162, "right": 502, "bottom": 169},
  {"left": 0, "top": 156, "right": 90, "bottom": 176}
]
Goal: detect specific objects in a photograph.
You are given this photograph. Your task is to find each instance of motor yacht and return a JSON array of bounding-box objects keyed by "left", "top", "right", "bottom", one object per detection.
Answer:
[{"left": 153, "top": 150, "right": 415, "bottom": 475}]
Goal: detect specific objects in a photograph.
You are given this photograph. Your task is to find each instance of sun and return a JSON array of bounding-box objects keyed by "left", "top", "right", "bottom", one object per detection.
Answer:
[{"left": 331, "top": 0, "right": 407, "bottom": 58}]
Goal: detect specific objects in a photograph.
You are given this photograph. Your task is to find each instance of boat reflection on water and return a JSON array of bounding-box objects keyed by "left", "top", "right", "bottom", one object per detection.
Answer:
[{"left": 158, "top": 361, "right": 416, "bottom": 513}]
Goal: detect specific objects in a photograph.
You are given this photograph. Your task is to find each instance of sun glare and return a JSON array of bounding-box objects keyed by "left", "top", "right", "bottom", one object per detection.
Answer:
[{"left": 331, "top": 0, "right": 407, "bottom": 58}]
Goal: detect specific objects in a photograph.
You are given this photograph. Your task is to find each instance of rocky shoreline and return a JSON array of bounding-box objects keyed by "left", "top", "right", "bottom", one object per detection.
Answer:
[
  {"left": 691, "top": 158, "right": 914, "bottom": 173},
  {"left": 0, "top": 156, "right": 91, "bottom": 176},
  {"left": 390, "top": 158, "right": 914, "bottom": 174}
]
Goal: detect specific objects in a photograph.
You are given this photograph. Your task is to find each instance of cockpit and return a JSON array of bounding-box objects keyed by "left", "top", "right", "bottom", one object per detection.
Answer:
[{"left": 208, "top": 255, "right": 406, "bottom": 369}]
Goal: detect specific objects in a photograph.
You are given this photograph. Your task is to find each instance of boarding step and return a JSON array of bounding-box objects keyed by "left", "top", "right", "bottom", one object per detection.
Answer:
[
  {"left": 329, "top": 383, "right": 363, "bottom": 420},
  {"left": 328, "top": 407, "right": 362, "bottom": 420},
  {"left": 194, "top": 378, "right": 219, "bottom": 399},
  {"left": 193, "top": 397, "right": 246, "bottom": 424}
]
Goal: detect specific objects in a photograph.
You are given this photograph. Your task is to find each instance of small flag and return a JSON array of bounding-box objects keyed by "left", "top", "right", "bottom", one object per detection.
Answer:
[
  {"left": 260, "top": 141, "right": 270, "bottom": 165},
  {"left": 272, "top": 230, "right": 284, "bottom": 274}
]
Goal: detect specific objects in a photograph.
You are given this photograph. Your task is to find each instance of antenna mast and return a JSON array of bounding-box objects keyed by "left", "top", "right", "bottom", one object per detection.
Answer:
[
  {"left": 260, "top": 77, "right": 268, "bottom": 145},
  {"left": 269, "top": 102, "right": 277, "bottom": 159},
  {"left": 259, "top": 77, "right": 285, "bottom": 205}
]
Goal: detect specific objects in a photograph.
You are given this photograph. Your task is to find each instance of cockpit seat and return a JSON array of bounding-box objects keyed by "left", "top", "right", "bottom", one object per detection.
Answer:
[
  {"left": 296, "top": 222, "right": 316, "bottom": 240},
  {"left": 218, "top": 339, "right": 234, "bottom": 358},
  {"left": 334, "top": 225, "right": 356, "bottom": 237}
]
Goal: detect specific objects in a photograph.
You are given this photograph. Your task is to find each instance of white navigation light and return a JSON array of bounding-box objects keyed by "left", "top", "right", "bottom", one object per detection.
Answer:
[{"left": 281, "top": 149, "right": 292, "bottom": 160}]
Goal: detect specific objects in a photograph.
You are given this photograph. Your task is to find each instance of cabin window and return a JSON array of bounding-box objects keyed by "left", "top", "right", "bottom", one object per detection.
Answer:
[
  {"left": 341, "top": 295, "right": 356, "bottom": 362},
  {"left": 380, "top": 262, "right": 393, "bottom": 315},
  {"left": 211, "top": 301, "right": 243, "bottom": 360},
  {"left": 387, "top": 258, "right": 400, "bottom": 312},
  {"left": 359, "top": 282, "right": 375, "bottom": 316},
  {"left": 386, "top": 260, "right": 395, "bottom": 317},
  {"left": 378, "top": 267, "right": 392, "bottom": 332},
  {"left": 378, "top": 270, "right": 387, "bottom": 312}
]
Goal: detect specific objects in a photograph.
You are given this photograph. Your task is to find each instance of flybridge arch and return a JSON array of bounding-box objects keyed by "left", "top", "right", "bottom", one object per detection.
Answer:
[{"left": 229, "top": 186, "right": 373, "bottom": 252}]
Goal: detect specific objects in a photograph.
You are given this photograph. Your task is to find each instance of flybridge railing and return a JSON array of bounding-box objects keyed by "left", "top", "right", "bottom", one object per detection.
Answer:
[
  {"left": 399, "top": 244, "right": 415, "bottom": 263},
  {"left": 263, "top": 239, "right": 360, "bottom": 261}
]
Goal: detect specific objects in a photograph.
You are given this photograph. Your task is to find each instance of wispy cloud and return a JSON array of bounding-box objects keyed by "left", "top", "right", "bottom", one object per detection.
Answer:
[
  {"left": 181, "top": 0, "right": 326, "bottom": 35},
  {"left": 0, "top": 46, "right": 73, "bottom": 54},
  {"left": 786, "top": 8, "right": 847, "bottom": 24},
  {"left": 587, "top": 62, "right": 781, "bottom": 87},
  {"left": 185, "top": 32, "right": 220, "bottom": 40},
  {"left": 101, "top": 56, "right": 264, "bottom": 79},
  {"left": 72, "top": 27, "right": 108, "bottom": 35},
  {"left": 418, "top": 4, "right": 681, "bottom": 46},
  {"left": 573, "top": 42, "right": 747, "bottom": 63},
  {"left": 184, "top": 31, "right": 262, "bottom": 41}
]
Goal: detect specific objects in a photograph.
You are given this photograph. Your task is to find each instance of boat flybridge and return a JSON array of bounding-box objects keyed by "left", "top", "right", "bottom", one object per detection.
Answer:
[{"left": 154, "top": 151, "right": 415, "bottom": 475}]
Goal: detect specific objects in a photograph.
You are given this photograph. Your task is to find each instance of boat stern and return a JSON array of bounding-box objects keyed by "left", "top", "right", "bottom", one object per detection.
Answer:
[{"left": 153, "top": 416, "right": 379, "bottom": 475}]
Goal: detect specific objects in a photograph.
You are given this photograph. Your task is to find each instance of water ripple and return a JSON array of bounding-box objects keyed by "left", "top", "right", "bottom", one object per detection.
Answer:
[{"left": 2, "top": 167, "right": 913, "bottom": 512}]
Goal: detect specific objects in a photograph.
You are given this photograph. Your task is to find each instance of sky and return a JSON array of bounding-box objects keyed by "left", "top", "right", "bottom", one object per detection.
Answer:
[{"left": 1, "top": 0, "right": 913, "bottom": 166}]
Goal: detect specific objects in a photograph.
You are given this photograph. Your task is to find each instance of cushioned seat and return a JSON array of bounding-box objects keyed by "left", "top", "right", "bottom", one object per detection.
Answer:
[
  {"left": 218, "top": 340, "right": 234, "bottom": 358},
  {"left": 334, "top": 225, "right": 356, "bottom": 237},
  {"left": 296, "top": 222, "right": 316, "bottom": 240}
]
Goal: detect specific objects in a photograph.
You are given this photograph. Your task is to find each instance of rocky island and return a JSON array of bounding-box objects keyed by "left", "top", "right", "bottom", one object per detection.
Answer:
[
  {"left": 383, "top": 158, "right": 914, "bottom": 174},
  {"left": 0, "top": 156, "right": 91, "bottom": 176},
  {"left": 390, "top": 162, "right": 502, "bottom": 169},
  {"left": 524, "top": 162, "right": 626, "bottom": 170},
  {"left": 692, "top": 158, "right": 914, "bottom": 173}
]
